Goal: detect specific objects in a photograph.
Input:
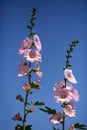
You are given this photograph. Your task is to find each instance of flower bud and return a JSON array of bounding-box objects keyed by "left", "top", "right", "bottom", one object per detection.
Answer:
[
  {"left": 23, "top": 83, "right": 31, "bottom": 92},
  {"left": 16, "top": 94, "right": 24, "bottom": 102}
]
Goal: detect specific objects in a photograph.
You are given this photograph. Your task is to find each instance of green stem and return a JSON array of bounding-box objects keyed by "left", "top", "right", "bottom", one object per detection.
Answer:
[
  {"left": 62, "top": 112, "right": 65, "bottom": 130},
  {"left": 23, "top": 92, "right": 28, "bottom": 130}
]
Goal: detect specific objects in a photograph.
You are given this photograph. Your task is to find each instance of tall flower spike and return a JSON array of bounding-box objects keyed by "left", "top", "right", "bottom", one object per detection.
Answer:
[{"left": 13, "top": 8, "right": 44, "bottom": 130}]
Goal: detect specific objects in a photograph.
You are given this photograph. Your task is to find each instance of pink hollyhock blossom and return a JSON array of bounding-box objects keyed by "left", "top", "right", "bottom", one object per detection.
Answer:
[
  {"left": 18, "top": 64, "right": 30, "bottom": 77},
  {"left": 54, "top": 81, "right": 72, "bottom": 104},
  {"left": 54, "top": 81, "right": 79, "bottom": 103},
  {"left": 18, "top": 58, "right": 30, "bottom": 77},
  {"left": 49, "top": 112, "right": 63, "bottom": 125},
  {"left": 24, "top": 49, "right": 41, "bottom": 62},
  {"left": 36, "top": 71, "right": 43, "bottom": 77},
  {"left": 69, "top": 124, "right": 75, "bottom": 130},
  {"left": 67, "top": 85, "right": 79, "bottom": 102},
  {"left": 18, "top": 38, "right": 32, "bottom": 54},
  {"left": 23, "top": 83, "right": 31, "bottom": 92},
  {"left": 64, "top": 69, "right": 77, "bottom": 84},
  {"left": 12, "top": 113, "right": 22, "bottom": 121},
  {"left": 64, "top": 101, "right": 76, "bottom": 118},
  {"left": 34, "top": 34, "right": 42, "bottom": 52},
  {"left": 35, "top": 62, "right": 43, "bottom": 77}
]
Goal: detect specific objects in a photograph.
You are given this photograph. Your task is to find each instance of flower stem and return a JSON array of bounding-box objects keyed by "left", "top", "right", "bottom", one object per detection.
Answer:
[
  {"left": 23, "top": 92, "right": 29, "bottom": 130},
  {"left": 62, "top": 112, "right": 65, "bottom": 130}
]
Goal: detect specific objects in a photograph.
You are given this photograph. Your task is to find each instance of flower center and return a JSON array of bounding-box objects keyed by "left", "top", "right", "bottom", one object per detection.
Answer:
[
  {"left": 61, "top": 94, "right": 66, "bottom": 99},
  {"left": 57, "top": 116, "right": 62, "bottom": 121},
  {"left": 66, "top": 109, "right": 71, "bottom": 114},
  {"left": 30, "top": 53, "right": 35, "bottom": 58}
]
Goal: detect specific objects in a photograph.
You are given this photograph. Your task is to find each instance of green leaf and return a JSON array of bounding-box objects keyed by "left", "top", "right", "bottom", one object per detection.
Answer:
[
  {"left": 34, "top": 101, "right": 45, "bottom": 106},
  {"left": 74, "top": 123, "right": 87, "bottom": 129},
  {"left": 30, "top": 82, "right": 40, "bottom": 89},
  {"left": 39, "top": 106, "right": 56, "bottom": 114}
]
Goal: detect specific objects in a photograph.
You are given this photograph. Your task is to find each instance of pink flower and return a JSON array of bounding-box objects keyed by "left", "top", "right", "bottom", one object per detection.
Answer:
[
  {"left": 54, "top": 81, "right": 79, "bottom": 103},
  {"left": 64, "top": 69, "right": 77, "bottom": 84},
  {"left": 67, "top": 85, "right": 79, "bottom": 102},
  {"left": 49, "top": 112, "right": 63, "bottom": 125},
  {"left": 24, "top": 49, "right": 41, "bottom": 62},
  {"left": 18, "top": 38, "right": 32, "bottom": 54},
  {"left": 54, "top": 81, "right": 72, "bottom": 104},
  {"left": 12, "top": 113, "right": 22, "bottom": 121},
  {"left": 69, "top": 124, "right": 75, "bottom": 130},
  {"left": 34, "top": 34, "right": 42, "bottom": 52},
  {"left": 64, "top": 101, "right": 76, "bottom": 118},
  {"left": 36, "top": 71, "right": 43, "bottom": 77},
  {"left": 35, "top": 62, "right": 43, "bottom": 77},
  {"left": 18, "top": 58, "right": 30, "bottom": 77},
  {"left": 23, "top": 83, "right": 31, "bottom": 92}
]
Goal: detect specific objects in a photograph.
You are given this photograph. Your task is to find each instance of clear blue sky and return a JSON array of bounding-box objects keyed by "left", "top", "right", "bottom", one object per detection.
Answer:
[{"left": 0, "top": 0, "right": 87, "bottom": 130}]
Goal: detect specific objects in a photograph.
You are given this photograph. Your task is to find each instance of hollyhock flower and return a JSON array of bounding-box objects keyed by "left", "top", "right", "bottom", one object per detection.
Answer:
[
  {"left": 36, "top": 71, "right": 43, "bottom": 77},
  {"left": 54, "top": 81, "right": 72, "bottom": 104},
  {"left": 64, "top": 69, "right": 77, "bottom": 84},
  {"left": 66, "top": 84, "right": 79, "bottom": 102},
  {"left": 18, "top": 64, "right": 30, "bottom": 77},
  {"left": 12, "top": 113, "right": 22, "bottom": 121},
  {"left": 49, "top": 112, "right": 63, "bottom": 125},
  {"left": 69, "top": 124, "right": 75, "bottom": 130},
  {"left": 16, "top": 94, "right": 24, "bottom": 102},
  {"left": 24, "top": 49, "right": 41, "bottom": 62},
  {"left": 18, "top": 38, "right": 32, "bottom": 54},
  {"left": 64, "top": 101, "right": 76, "bottom": 117},
  {"left": 34, "top": 34, "right": 42, "bottom": 52},
  {"left": 18, "top": 58, "right": 30, "bottom": 77},
  {"left": 35, "top": 62, "right": 43, "bottom": 77},
  {"left": 23, "top": 83, "right": 31, "bottom": 92}
]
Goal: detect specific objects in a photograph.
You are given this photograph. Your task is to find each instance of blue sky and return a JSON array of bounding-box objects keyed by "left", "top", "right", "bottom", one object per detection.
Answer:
[{"left": 0, "top": 0, "right": 87, "bottom": 130}]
